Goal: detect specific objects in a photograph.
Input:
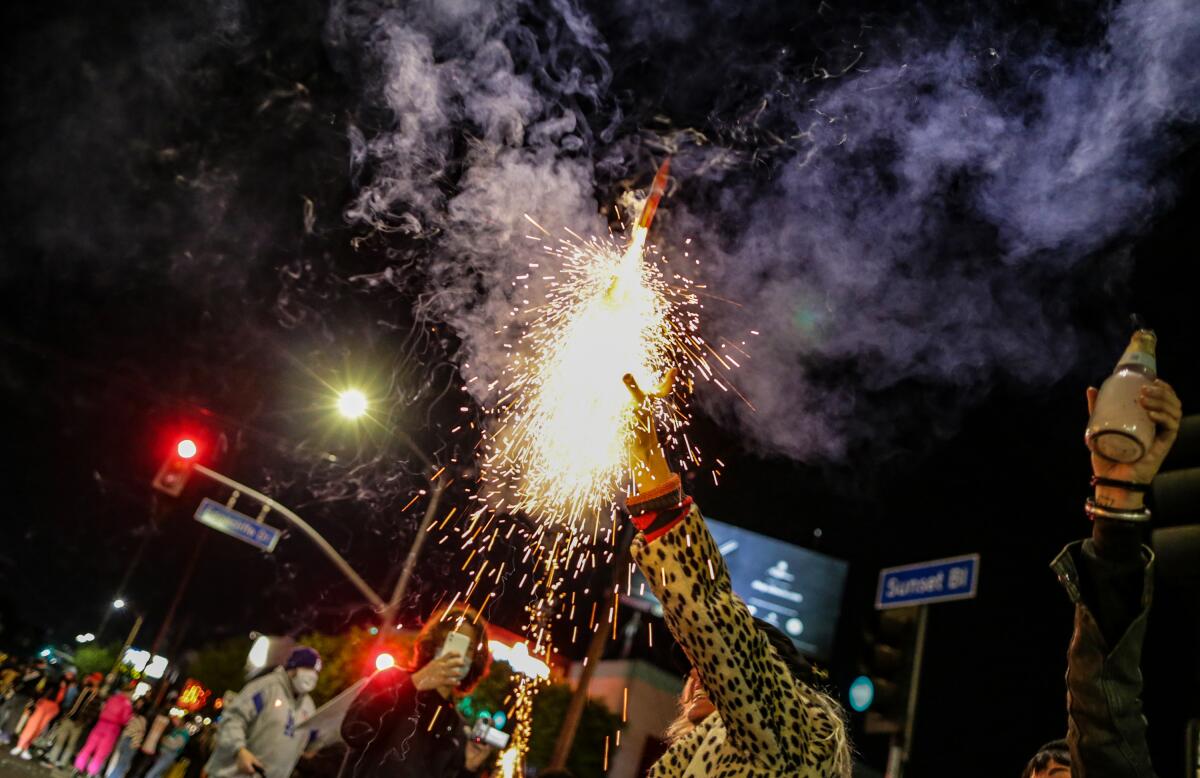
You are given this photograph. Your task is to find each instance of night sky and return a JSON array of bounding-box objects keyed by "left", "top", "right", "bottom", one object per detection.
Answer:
[{"left": 1, "top": 0, "right": 1198, "bottom": 773}]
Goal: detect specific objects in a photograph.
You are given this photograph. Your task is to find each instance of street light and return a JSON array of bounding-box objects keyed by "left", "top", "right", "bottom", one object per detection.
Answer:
[
  {"left": 336, "top": 389, "right": 369, "bottom": 419},
  {"left": 247, "top": 635, "right": 271, "bottom": 671},
  {"left": 112, "top": 598, "right": 126, "bottom": 610}
]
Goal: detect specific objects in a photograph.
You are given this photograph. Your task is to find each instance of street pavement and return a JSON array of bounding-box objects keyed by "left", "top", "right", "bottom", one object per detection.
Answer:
[{"left": 0, "top": 752, "right": 71, "bottom": 778}]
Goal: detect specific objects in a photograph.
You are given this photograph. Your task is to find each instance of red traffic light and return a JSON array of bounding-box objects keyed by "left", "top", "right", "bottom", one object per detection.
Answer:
[
  {"left": 374, "top": 653, "right": 395, "bottom": 672},
  {"left": 152, "top": 437, "right": 201, "bottom": 497}
]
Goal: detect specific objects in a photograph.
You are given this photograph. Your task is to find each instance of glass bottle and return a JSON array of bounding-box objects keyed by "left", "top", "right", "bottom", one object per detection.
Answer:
[{"left": 1085, "top": 328, "right": 1157, "bottom": 463}]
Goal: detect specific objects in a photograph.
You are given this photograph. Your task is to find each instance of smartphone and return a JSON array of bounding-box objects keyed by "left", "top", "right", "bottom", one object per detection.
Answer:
[
  {"left": 471, "top": 718, "right": 510, "bottom": 749},
  {"left": 437, "top": 631, "right": 473, "bottom": 680}
]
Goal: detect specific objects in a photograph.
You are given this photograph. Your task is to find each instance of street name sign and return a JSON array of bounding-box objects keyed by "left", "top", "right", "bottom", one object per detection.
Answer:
[
  {"left": 875, "top": 553, "right": 979, "bottom": 610},
  {"left": 194, "top": 497, "right": 280, "bottom": 552}
]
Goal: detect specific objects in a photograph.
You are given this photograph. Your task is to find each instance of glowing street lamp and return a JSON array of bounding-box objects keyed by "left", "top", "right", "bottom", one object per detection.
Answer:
[
  {"left": 336, "top": 389, "right": 369, "bottom": 419},
  {"left": 112, "top": 598, "right": 126, "bottom": 610},
  {"left": 247, "top": 635, "right": 271, "bottom": 671}
]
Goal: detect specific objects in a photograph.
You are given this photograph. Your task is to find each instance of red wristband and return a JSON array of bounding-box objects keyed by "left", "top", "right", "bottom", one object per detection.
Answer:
[{"left": 633, "top": 497, "right": 692, "bottom": 543}]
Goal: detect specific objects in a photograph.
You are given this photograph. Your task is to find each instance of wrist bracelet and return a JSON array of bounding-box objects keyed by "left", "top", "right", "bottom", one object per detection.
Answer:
[
  {"left": 1085, "top": 497, "right": 1151, "bottom": 523},
  {"left": 1090, "top": 476, "right": 1151, "bottom": 493}
]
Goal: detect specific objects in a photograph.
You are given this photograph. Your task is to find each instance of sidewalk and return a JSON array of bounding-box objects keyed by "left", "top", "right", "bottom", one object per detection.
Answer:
[{"left": 0, "top": 751, "right": 69, "bottom": 778}]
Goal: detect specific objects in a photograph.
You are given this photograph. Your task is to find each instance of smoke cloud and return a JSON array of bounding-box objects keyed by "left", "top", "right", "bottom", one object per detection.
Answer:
[{"left": 336, "top": 0, "right": 1199, "bottom": 463}]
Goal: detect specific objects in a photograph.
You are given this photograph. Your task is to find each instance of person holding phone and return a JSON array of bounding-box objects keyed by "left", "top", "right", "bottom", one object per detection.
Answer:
[{"left": 341, "top": 606, "right": 493, "bottom": 778}]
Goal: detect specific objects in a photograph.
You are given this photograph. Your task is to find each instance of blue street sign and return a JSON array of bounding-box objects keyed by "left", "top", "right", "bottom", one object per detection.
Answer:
[
  {"left": 194, "top": 497, "right": 280, "bottom": 552},
  {"left": 875, "top": 553, "right": 979, "bottom": 609}
]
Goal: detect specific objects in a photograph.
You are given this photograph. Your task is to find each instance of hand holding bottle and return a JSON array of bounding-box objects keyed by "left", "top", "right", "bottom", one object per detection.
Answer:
[{"left": 1087, "top": 380, "right": 1182, "bottom": 509}]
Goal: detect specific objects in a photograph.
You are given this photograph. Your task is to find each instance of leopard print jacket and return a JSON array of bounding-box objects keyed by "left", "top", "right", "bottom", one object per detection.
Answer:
[{"left": 631, "top": 502, "right": 849, "bottom": 778}]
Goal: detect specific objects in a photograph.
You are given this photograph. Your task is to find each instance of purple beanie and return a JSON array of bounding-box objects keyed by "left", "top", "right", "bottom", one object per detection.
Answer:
[{"left": 284, "top": 646, "right": 321, "bottom": 672}]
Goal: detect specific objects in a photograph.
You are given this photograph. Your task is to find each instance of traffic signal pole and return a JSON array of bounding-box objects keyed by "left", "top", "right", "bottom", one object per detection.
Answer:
[
  {"left": 161, "top": 435, "right": 442, "bottom": 636},
  {"left": 191, "top": 463, "right": 386, "bottom": 611}
]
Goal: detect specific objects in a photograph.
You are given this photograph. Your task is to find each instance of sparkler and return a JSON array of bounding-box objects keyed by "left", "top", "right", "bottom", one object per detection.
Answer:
[
  {"left": 447, "top": 161, "right": 749, "bottom": 764},
  {"left": 480, "top": 159, "right": 704, "bottom": 531}
]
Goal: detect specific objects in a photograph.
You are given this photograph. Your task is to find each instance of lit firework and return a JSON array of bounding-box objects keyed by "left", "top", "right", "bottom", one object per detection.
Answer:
[
  {"left": 479, "top": 159, "right": 724, "bottom": 531},
  {"left": 448, "top": 161, "right": 750, "bottom": 763}
]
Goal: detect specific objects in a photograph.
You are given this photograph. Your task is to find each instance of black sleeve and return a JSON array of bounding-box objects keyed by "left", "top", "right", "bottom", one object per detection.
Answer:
[
  {"left": 1077, "top": 519, "right": 1145, "bottom": 647},
  {"left": 1064, "top": 520, "right": 1157, "bottom": 778},
  {"left": 340, "top": 668, "right": 417, "bottom": 751}
]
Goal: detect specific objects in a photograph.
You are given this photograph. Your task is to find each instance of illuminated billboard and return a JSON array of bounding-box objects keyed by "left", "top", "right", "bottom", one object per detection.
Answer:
[{"left": 626, "top": 517, "right": 848, "bottom": 661}]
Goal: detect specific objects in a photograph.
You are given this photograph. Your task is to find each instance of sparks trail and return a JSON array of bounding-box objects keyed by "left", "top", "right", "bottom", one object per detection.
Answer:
[{"left": 474, "top": 158, "right": 744, "bottom": 532}]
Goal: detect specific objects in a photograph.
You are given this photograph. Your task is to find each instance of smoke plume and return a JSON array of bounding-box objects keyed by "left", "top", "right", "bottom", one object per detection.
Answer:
[{"left": 336, "top": 0, "right": 1199, "bottom": 462}]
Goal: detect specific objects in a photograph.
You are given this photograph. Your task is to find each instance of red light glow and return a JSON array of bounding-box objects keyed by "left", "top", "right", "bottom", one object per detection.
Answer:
[
  {"left": 374, "top": 653, "right": 395, "bottom": 672},
  {"left": 177, "top": 439, "right": 198, "bottom": 459}
]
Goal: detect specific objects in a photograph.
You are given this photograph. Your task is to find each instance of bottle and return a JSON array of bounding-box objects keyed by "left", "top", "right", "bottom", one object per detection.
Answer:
[{"left": 1086, "top": 328, "right": 1157, "bottom": 463}]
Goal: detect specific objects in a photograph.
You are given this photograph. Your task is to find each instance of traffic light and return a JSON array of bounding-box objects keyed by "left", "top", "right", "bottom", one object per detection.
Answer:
[
  {"left": 152, "top": 437, "right": 198, "bottom": 497},
  {"left": 374, "top": 652, "right": 396, "bottom": 672},
  {"left": 860, "top": 606, "right": 918, "bottom": 735},
  {"left": 1151, "top": 414, "right": 1199, "bottom": 523}
]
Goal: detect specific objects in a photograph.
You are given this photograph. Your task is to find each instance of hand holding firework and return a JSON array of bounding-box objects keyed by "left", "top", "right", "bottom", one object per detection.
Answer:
[{"left": 623, "top": 369, "right": 677, "bottom": 494}]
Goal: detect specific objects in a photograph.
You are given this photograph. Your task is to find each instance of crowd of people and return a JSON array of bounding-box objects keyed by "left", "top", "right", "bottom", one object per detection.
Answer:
[
  {"left": 2, "top": 375, "right": 1184, "bottom": 778},
  {"left": 0, "top": 663, "right": 208, "bottom": 778}
]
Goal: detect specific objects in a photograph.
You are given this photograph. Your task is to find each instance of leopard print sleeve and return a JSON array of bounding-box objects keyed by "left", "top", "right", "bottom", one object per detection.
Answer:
[{"left": 632, "top": 503, "right": 845, "bottom": 774}]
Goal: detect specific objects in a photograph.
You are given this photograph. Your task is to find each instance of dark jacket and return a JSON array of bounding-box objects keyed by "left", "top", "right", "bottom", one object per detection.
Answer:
[
  {"left": 341, "top": 668, "right": 469, "bottom": 778},
  {"left": 37, "top": 678, "right": 66, "bottom": 705},
  {"left": 14, "top": 669, "right": 47, "bottom": 698},
  {"left": 66, "top": 688, "right": 105, "bottom": 726},
  {"left": 1053, "top": 528, "right": 1157, "bottom": 778}
]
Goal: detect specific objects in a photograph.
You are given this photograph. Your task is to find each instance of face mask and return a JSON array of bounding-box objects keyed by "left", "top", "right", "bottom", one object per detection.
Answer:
[{"left": 292, "top": 668, "right": 318, "bottom": 694}]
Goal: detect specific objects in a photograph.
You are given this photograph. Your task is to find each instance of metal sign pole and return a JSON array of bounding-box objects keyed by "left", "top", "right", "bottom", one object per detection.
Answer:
[{"left": 898, "top": 604, "right": 929, "bottom": 777}]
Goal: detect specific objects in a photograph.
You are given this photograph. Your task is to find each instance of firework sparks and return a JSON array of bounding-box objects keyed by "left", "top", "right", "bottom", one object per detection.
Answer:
[
  {"left": 497, "top": 746, "right": 521, "bottom": 778},
  {"left": 480, "top": 159, "right": 705, "bottom": 530},
  {"left": 446, "top": 161, "right": 748, "bottom": 759}
]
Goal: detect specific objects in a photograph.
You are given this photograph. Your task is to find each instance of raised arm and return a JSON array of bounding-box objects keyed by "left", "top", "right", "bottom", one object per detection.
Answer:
[
  {"left": 623, "top": 374, "right": 844, "bottom": 770},
  {"left": 1057, "top": 379, "right": 1181, "bottom": 778}
]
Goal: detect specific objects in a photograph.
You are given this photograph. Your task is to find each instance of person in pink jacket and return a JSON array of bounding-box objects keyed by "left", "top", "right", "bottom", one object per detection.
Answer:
[{"left": 74, "top": 689, "right": 134, "bottom": 776}]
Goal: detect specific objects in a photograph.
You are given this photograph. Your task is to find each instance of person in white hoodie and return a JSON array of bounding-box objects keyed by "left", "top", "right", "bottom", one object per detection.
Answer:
[{"left": 204, "top": 647, "right": 320, "bottom": 778}]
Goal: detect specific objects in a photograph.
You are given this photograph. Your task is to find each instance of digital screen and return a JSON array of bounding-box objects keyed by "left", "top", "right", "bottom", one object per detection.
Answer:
[{"left": 625, "top": 517, "right": 849, "bottom": 661}]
